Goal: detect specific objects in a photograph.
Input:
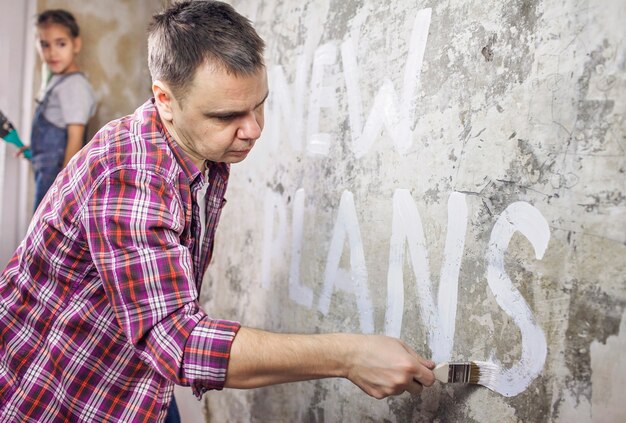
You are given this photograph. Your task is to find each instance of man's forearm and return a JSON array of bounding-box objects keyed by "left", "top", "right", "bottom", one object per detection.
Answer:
[
  {"left": 225, "top": 327, "right": 436, "bottom": 398},
  {"left": 225, "top": 327, "right": 348, "bottom": 388}
]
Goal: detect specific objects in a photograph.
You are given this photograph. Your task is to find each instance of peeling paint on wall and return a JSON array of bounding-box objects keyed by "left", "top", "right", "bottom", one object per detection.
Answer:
[
  {"left": 590, "top": 311, "right": 626, "bottom": 422},
  {"left": 201, "top": 0, "right": 626, "bottom": 421},
  {"left": 125, "top": 0, "right": 626, "bottom": 421}
]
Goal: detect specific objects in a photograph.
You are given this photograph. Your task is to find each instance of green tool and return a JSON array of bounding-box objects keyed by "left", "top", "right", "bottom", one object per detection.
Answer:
[{"left": 0, "top": 109, "right": 31, "bottom": 160}]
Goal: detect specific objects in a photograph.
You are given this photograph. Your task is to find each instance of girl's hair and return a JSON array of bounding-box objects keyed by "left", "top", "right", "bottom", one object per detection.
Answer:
[{"left": 36, "top": 9, "right": 80, "bottom": 38}]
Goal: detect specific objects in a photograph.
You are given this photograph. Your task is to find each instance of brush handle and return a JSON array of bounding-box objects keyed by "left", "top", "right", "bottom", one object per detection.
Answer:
[
  {"left": 433, "top": 361, "right": 476, "bottom": 383},
  {"left": 433, "top": 362, "right": 450, "bottom": 383}
]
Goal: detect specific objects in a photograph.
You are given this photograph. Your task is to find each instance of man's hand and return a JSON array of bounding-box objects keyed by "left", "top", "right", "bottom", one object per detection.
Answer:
[{"left": 343, "top": 334, "right": 435, "bottom": 398}]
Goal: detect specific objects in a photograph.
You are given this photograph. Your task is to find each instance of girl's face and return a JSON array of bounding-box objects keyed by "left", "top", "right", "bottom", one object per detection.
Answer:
[{"left": 36, "top": 23, "right": 81, "bottom": 75}]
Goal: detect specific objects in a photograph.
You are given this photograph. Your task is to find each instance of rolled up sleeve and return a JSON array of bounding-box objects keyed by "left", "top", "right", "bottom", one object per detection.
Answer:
[{"left": 85, "top": 165, "right": 239, "bottom": 394}]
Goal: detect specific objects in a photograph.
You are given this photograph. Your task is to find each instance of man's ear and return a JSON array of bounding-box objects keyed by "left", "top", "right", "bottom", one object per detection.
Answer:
[{"left": 152, "top": 80, "right": 175, "bottom": 121}]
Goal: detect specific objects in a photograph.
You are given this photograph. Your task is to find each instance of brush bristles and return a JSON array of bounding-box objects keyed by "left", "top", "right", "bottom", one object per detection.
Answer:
[{"left": 473, "top": 360, "right": 499, "bottom": 390}]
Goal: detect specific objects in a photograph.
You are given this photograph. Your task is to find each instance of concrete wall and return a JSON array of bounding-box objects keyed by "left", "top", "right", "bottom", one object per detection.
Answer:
[
  {"left": 201, "top": 0, "right": 626, "bottom": 422},
  {"left": 6, "top": 0, "right": 623, "bottom": 421}
]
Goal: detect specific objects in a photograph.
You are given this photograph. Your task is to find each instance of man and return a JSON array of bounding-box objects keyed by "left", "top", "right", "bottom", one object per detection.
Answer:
[{"left": 0, "top": 2, "right": 435, "bottom": 422}]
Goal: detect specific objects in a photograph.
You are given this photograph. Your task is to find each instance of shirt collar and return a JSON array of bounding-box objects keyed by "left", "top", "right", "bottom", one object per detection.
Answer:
[{"left": 150, "top": 98, "right": 201, "bottom": 183}]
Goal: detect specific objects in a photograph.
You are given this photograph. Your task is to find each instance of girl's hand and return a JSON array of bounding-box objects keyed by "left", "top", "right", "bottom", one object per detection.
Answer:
[{"left": 16, "top": 145, "right": 31, "bottom": 158}]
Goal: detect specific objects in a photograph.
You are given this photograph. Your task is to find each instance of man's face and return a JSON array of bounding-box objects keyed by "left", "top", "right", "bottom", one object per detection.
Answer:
[{"left": 157, "top": 63, "right": 268, "bottom": 169}]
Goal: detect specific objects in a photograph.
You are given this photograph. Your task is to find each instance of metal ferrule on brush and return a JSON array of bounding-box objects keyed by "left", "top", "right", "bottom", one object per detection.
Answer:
[{"left": 447, "top": 362, "right": 479, "bottom": 384}]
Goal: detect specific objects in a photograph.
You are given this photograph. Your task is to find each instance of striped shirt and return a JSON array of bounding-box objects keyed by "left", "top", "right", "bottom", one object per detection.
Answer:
[{"left": 0, "top": 99, "right": 240, "bottom": 422}]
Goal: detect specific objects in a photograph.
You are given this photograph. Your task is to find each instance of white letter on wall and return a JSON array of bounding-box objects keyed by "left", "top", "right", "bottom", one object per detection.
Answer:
[
  {"left": 266, "top": 58, "right": 307, "bottom": 152},
  {"left": 307, "top": 42, "right": 338, "bottom": 156},
  {"left": 342, "top": 8, "right": 431, "bottom": 158},
  {"left": 318, "top": 191, "right": 374, "bottom": 333},
  {"left": 261, "top": 189, "right": 287, "bottom": 290},
  {"left": 486, "top": 202, "right": 550, "bottom": 397},
  {"left": 432, "top": 192, "right": 468, "bottom": 361},
  {"left": 288, "top": 188, "right": 314, "bottom": 308},
  {"left": 384, "top": 190, "right": 468, "bottom": 363}
]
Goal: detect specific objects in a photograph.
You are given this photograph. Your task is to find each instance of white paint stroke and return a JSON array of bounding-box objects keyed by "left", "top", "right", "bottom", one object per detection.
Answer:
[
  {"left": 385, "top": 189, "right": 432, "bottom": 338},
  {"left": 318, "top": 191, "right": 374, "bottom": 333},
  {"left": 345, "top": 2, "right": 375, "bottom": 49},
  {"left": 384, "top": 190, "right": 467, "bottom": 363},
  {"left": 306, "top": 42, "right": 338, "bottom": 157},
  {"left": 486, "top": 202, "right": 550, "bottom": 397},
  {"left": 342, "top": 8, "right": 431, "bottom": 158},
  {"left": 301, "top": 0, "right": 330, "bottom": 63},
  {"left": 266, "top": 57, "right": 307, "bottom": 152},
  {"left": 263, "top": 0, "right": 329, "bottom": 154},
  {"left": 431, "top": 192, "right": 468, "bottom": 361},
  {"left": 288, "top": 188, "right": 314, "bottom": 308},
  {"left": 261, "top": 189, "right": 287, "bottom": 290}
]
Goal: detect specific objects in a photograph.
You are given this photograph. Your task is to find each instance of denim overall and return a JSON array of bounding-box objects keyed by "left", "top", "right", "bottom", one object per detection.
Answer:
[{"left": 30, "top": 73, "right": 84, "bottom": 212}]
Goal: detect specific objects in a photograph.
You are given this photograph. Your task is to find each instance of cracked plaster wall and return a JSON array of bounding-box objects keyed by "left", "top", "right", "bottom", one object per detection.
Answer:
[
  {"left": 28, "top": 0, "right": 625, "bottom": 421},
  {"left": 200, "top": 0, "right": 626, "bottom": 422}
]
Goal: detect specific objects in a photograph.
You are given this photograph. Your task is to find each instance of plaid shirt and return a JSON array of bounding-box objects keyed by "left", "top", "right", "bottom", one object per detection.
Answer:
[{"left": 0, "top": 99, "right": 240, "bottom": 422}]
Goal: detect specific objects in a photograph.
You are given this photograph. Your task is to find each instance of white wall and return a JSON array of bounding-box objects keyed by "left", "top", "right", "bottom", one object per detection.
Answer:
[{"left": 0, "top": 0, "right": 36, "bottom": 268}]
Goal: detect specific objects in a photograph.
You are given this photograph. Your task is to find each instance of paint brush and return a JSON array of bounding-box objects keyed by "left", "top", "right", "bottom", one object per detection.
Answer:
[{"left": 433, "top": 361, "right": 498, "bottom": 389}]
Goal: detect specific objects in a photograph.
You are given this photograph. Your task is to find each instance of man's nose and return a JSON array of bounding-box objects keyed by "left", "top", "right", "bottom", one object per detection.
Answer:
[{"left": 237, "top": 112, "right": 262, "bottom": 140}]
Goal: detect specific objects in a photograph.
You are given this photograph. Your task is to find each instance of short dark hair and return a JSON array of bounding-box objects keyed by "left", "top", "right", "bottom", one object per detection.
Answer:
[
  {"left": 148, "top": 0, "right": 265, "bottom": 100},
  {"left": 36, "top": 9, "right": 80, "bottom": 38}
]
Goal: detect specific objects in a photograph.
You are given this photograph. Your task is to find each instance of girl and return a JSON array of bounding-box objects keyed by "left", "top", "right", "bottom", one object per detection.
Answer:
[{"left": 22, "top": 9, "right": 96, "bottom": 211}]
